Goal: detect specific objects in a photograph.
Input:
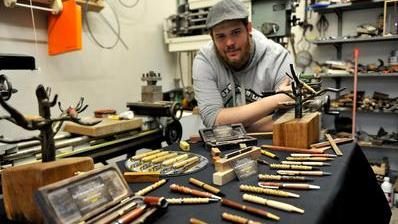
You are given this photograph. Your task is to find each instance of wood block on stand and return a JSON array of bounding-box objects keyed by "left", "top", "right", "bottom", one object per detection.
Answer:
[
  {"left": 1, "top": 157, "right": 94, "bottom": 223},
  {"left": 273, "top": 112, "right": 320, "bottom": 149}
]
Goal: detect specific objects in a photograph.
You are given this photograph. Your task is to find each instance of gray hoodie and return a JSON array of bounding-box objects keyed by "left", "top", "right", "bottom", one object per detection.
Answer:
[{"left": 193, "top": 29, "right": 293, "bottom": 127}]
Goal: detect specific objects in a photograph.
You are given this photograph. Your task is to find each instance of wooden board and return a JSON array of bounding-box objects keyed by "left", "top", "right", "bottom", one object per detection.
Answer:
[
  {"left": 2, "top": 157, "right": 94, "bottom": 223},
  {"left": 63, "top": 118, "right": 142, "bottom": 137},
  {"left": 273, "top": 112, "right": 320, "bottom": 149}
]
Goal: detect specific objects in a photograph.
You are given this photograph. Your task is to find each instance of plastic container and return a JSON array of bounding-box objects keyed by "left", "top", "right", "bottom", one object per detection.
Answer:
[{"left": 381, "top": 177, "right": 393, "bottom": 208}]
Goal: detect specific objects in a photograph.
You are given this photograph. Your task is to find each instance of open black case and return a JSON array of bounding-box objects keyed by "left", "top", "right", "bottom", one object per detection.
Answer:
[
  {"left": 34, "top": 165, "right": 166, "bottom": 224},
  {"left": 199, "top": 123, "right": 257, "bottom": 150}
]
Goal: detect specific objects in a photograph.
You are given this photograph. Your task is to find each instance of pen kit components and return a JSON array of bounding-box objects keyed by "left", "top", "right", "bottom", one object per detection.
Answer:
[
  {"left": 125, "top": 150, "right": 208, "bottom": 177},
  {"left": 242, "top": 193, "right": 304, "bottom": 214}
]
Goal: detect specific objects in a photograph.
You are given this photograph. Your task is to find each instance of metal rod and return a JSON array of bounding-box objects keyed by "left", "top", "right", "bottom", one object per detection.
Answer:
[{"left": 15, "top": 2, "right": 55, "bottom": 12}]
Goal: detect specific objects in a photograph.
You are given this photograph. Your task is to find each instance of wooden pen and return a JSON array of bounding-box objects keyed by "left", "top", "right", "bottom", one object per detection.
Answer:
[
  {"left": 240, "top": 184, "right": 300, "bottom": 198},
  {"left": 221, "top": 212, "right": 262, "bottom": 224},
  {"left": 189, "top": 177, "right": 225, "bottom": 196},
  {"left": 258, "top": 174, "right": 314, "bottom": 182},
  {"left": 135, "top": 179, "right": 168, "bottom": 196},
  {"left": 258, "top": 182, "right": 320, "bottom": 190},
  {"left": 281, "top": 161, "right": 331, "bottom": 166},
  {"left": 190, "top": 217, "right": 208, "bottom": 224},
  {"left": 170, "top": 184, "right": 221, "bottom": 200},
  {"left": 111, "top": 204, "right": 147, "bottom": 224},
  {"left": 130, "top": 150, "right": 161, "bottom": 160},
  {"left": 242, "top": 193, "right": 304, "bottom": 213},
  {"left": 221, "top": 198, "right": 280, "bottom": 221},
  {"left": 166, "top": 197, "right": 219, "bottom": 204},
  {"left": 277, "top": 170, "right": 332, "bottom": 176},
  {"left": 290, "top": 153, "right": 337, "bottom": 158},
  {"left": 260, "top": 149, "right": 279, "bottom": 160},
  {"left": 258, "top": 159, "right": 317, "bottom": 170},
  {"left": 286, "top": 157, "right": 334, "bottom": 161}
]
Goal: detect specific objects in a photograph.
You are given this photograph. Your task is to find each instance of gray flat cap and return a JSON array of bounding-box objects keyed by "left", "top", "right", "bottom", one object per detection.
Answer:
[{"left": 206, "top": 0, "right": 248, "bottom": 29}]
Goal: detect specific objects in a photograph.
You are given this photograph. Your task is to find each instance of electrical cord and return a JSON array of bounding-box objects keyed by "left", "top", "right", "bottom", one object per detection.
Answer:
[
  {"left": 178, "top": 52, "right": 185, "bottom": 89},
  {"left": 84, "top": 0, "right": 122, "bottom": 49},
  {"left": 119, "top": 0, "right": 140, "bottom": 8},
  {"left": 29, "top": 0, "right": 39, "bottom": 59}
]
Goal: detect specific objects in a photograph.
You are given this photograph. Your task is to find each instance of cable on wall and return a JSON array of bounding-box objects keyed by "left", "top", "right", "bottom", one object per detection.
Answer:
[
  {"left": 29, "top": 0, "right": 39, "bottom": 59},
  {"left": 118, "top": 0, "right": 140, "bottom": 8},
  {"left": 84, "top": 0, "right": 127, "bottom": 49}
]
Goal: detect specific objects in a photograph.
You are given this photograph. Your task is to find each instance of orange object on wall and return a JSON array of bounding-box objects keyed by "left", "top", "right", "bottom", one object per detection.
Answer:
[{"left": 48, "top": 0, "right": 82, "bottom": 55}]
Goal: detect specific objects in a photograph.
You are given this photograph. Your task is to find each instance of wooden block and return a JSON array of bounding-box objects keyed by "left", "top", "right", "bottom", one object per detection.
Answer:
[
  {"left": 76, "top": 0, "right": 105, "bottom": 11},
  {"left": 1, "top": 157, "right": 94, "bottom": 223},
  {"left": 123, "top": 172, "right": 160, "bottom": 183},
  {"left": 273, "top": 112, "right": 320, "bottom": 149},
  {"left": 213, "top": 168, "right": 236, "bottom": 186},
  {"left": 214, "top": 147, "right": 261, "bottom": 172},
  {"left": 63, "top": 118, "right": 142, "bottom": 137}
]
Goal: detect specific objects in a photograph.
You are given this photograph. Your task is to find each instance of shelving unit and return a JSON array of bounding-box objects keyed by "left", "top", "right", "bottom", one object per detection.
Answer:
[
  {"left": 310, "top": 1, "right": 398, "bottom": 152},
  {"left": 310, "top": 0, "right": 393, "bottom": 59},
  {"left": 318, "top": 72, "right": 398, "bottom": 78}
]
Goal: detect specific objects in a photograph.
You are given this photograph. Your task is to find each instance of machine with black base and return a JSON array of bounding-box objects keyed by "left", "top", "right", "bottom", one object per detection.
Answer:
[{"left": 127, "top": 101, "right": 183, "bottom": 145}]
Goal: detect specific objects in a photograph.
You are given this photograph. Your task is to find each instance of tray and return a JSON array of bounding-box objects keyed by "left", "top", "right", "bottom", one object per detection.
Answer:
[
  {"left": 125, "top": 150, "right": 208, "bottom": 177},
  {"left": 199, "top": 123, "right": 257, "bottom": 150}
]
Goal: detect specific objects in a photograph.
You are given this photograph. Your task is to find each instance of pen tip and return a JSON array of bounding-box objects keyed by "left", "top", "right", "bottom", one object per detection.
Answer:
[
  {"left": 324, "top": 172, "right": 332, "bottom": 176},
  {"left": 217, "top": 192, "right": 226, "bottom": 197}
]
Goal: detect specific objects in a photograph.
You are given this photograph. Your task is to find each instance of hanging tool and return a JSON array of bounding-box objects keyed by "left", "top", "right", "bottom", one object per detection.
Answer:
[{"left": 316, "top": 14, "right": 329, "bottom": 40}]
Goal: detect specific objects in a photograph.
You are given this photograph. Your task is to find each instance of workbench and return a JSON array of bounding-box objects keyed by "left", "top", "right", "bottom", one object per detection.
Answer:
[{"left": 0, "top": 140, "right": 391, "bottom": 223}]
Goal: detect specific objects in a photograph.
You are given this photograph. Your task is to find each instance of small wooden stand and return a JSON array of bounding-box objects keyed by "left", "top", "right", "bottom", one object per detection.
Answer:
[
  {"left": 273, "top": 112, "right": 320, "bottom": 149},
  {"left": 1, "top": 157, "right": 94, "bottom": 223}
]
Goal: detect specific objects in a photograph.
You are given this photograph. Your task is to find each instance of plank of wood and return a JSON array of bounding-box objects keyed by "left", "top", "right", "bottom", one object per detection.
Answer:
[
  {"left": 214, "top": 147, "right": 261, "bottom": 172},
  {"left": 123, "top": 172, "right": 160, "bottom": 183},
  {"left": 63, "top": 118, "right": 142, "bottom": 137},
  {"left": 2, "top": 157, "right": 94, "bottom": 223},
  {"left": 273, "top": 112, "right": 320, "bottom": 148},
  {"left": 325, "top": 134, "right": 343, "bottom": 156},
  {"left": 261, "top": 144, "right": 329, "bottom": 154}
]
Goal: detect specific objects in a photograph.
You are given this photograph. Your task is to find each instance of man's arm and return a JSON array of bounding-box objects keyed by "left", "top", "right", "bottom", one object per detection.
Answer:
[{"left": 215, "top": 92, "right": 290, "bottom": 127}]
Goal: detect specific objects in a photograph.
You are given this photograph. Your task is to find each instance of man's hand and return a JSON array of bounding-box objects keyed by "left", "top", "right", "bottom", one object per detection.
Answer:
[{"left": 276, "top": 79, "right": 292, "bottom": 93}]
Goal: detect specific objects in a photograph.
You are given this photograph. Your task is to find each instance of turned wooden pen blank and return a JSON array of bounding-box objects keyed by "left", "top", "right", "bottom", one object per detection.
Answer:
[{"left": 221, "top": 198, "right": 280, "bottom": 220}]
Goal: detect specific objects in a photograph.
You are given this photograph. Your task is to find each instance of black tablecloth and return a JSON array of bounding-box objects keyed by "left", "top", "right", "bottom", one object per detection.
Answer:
[
  {"left": 0, "top": 140, "right": 391, "bottom": 223},
  {"left": 122, "top": 140, "right": 391, "bottom": 224}
]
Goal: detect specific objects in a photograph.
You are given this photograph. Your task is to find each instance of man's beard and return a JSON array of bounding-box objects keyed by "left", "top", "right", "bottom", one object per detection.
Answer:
[{"left": 216, "top": 36, "right": 252, "bottom": 71}]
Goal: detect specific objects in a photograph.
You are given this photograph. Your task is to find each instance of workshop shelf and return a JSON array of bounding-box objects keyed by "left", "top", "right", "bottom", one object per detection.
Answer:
[
  {"left": 319, "top": 72, "right": 398, "bottom": 78},
  {"left": 311, "top": 0, "right": 385, "bottom": 13},
  {"left": 312, "top": 35, "right": 398, "bottom": 45}
]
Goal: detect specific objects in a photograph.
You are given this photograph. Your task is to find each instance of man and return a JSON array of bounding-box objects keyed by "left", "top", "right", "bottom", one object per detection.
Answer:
[{"left": 193, "top": 0, "right": 294, "bottom": 132}]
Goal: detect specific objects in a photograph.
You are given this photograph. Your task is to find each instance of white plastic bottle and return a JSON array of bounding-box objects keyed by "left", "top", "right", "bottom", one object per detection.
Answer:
[{"left": 381, "top": 177, "right": 393, "bottom": 208}]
